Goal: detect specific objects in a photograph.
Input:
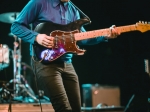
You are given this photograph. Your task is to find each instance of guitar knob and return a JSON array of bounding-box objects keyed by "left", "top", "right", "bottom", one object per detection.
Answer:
[{"left": 77, "top": 45, "right": 79, "bottom": 48}]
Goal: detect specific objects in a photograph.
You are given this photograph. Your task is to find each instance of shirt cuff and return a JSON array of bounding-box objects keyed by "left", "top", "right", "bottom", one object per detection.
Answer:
[{"left": 31, "top": 32, "right": 39, "bottom": 44}]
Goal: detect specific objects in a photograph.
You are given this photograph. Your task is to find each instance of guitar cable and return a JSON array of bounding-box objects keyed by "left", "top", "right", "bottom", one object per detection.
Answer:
[{"left": 31, "top": 60, "right": 43, "bottom": 112}]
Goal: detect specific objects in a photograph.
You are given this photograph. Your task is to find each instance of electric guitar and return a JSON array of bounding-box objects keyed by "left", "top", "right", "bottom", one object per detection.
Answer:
[{"left": 33, "top": 18, "right": 150, "bottom": 63}]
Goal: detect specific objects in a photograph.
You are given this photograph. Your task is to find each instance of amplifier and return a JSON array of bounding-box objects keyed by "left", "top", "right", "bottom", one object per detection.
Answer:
[{"left": 82, "top": 84, "right": 120, "bottom": 107}]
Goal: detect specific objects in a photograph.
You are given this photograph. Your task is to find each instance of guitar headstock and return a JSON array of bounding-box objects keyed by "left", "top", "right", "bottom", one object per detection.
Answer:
[{"left": 136, "top": 21, "right": 150, "bottom": 32}]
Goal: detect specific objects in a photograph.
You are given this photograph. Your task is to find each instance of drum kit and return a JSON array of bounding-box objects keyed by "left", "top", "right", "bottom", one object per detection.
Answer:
[{"left": 0, "top": 12, "right": 39, "bottom": 103}]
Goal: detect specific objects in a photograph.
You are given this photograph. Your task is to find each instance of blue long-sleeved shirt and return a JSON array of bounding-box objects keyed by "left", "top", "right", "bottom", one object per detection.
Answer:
[{"left": 11, "top": 0, "right": 107, "bottom": 63}]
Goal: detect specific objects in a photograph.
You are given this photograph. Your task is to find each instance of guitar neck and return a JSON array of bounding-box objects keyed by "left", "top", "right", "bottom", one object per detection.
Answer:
[{"left": 74, "top": 24, "right": 137, "bottom": 41}]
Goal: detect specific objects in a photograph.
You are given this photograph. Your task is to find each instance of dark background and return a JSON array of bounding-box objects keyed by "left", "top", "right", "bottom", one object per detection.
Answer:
[{"left": 0, "top": 0, "right": 150, "bottom": 106}]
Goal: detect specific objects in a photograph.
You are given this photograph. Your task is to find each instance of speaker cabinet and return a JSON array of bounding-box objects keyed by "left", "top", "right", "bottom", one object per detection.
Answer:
[{"left": 82, "top": 84, "right": 120, "bottom": 107}]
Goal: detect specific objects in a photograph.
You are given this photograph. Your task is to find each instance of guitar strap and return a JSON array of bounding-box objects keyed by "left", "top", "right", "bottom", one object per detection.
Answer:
[
  {"left": 69, "top": 1, "right": 91, "bottom": 22},
  {"left": 31, "top": 44, "right": 37, "bottom": 61}
]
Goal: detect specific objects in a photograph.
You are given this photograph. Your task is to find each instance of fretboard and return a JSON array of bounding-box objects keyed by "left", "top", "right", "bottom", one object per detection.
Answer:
[{"left": 74, "top": 24, "right": 137, "bottom": 41}]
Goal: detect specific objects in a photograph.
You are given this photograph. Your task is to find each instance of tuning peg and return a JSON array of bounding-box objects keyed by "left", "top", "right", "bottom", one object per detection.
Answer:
[
  {"left": 139, "top": 21, "right": 141, "bottom": 23},
  {"left": 145, "top": 21, "right": 148, "bottom": 24}
]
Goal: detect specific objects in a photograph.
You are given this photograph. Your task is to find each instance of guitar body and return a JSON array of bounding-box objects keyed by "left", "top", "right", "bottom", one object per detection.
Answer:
[{"left": 33, "top": 18, "right": 90, "bottom": 63}]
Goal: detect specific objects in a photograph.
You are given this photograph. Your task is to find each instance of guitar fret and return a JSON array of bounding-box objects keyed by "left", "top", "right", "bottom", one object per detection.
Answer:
[
  {"left": 117, "top": 25, "right": 137, "bottom": 33},
  {"left": 75, "top": 28, "right": 110, "bottom": 40}
]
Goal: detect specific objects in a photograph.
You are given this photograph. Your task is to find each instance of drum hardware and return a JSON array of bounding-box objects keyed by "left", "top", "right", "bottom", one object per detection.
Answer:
[
  {"left": 0, "top": 80, "right": 16, "bottom": 112},
  {"left": 11, "top": 36, "right": 39, "bottom": 103},
  {"left": 22, "top": 62, "right": 50, "bottom": 102},
  {"left": 0, "top": 80, "right": 14, "bottom": 103},
  {"left": 0, "top": 12, "right": 38, "bottom": 103},
  {"left": 0, "top": 44, "right": 10, "bottom": 70}
]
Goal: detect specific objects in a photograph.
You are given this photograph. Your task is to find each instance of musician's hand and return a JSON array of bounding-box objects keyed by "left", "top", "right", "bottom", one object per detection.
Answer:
[
  {"left": 35, "top": 34, "right": 54, "bottom": 48},
  {"left": 105, "top": 25, "right": 120, "bottom": 39}
]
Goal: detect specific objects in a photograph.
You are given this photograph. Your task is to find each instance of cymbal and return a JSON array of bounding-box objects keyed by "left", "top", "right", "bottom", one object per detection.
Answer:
[{"left": 0, "top": 12, "right": 19, "bottom": 24}]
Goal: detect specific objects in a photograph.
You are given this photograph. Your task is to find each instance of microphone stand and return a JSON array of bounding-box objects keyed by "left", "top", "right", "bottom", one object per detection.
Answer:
[{"left": 0, "top": 80, "right": 14, "bottom": 112}]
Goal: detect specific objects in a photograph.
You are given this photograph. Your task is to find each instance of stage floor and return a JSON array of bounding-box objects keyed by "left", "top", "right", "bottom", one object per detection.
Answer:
[
  {"left": 0, "top": 103, "right": 54, "bottom": 112},
  {"left": 0, "top": 103, "right": 124, "bottom": 112}
]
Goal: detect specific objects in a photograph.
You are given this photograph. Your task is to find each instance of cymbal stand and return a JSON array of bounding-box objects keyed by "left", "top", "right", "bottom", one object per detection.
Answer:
[
  {"left": 13, "top": 36, "right": 21, "bottom": 97},
  {"left": 12, "top": 36, "right": 38, "bottom": 102}
]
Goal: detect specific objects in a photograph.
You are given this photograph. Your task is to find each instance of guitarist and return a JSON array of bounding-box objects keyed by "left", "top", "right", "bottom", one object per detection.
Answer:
[{"left": 11, "top": 0, "right": 120, "bottom": 112}]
